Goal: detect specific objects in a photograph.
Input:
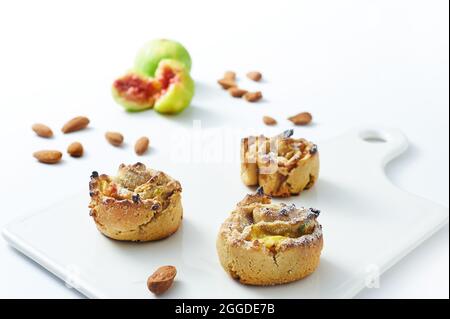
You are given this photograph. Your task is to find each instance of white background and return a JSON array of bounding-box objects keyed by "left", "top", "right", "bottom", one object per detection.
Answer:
[{"left": 0, "top": 0, "right": 448, "bottom": 298}]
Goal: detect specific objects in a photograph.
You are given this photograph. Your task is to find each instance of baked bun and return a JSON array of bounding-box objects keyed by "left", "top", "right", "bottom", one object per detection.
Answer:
[
  {"left": 217, "top": 188, "right": 323, "bottom": 285},
  {"left": 89, "top": 162, "right": 183, "bottom": 242},
  {"left": 241, "top": 129, "right": 319, "bottom": 197}
]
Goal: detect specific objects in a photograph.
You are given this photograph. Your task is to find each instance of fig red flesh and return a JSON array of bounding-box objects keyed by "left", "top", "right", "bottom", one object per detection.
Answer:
[{"left": 113, "top": 74, "right": 158, "bottom": 104}]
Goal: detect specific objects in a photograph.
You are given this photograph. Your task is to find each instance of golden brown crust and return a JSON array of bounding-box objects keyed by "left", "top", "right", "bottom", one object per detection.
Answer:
[
  {"left": 240, "top": 130, "right": 319, "bottom": 197},
  {"left": 89, "top": 163, "right": 183, "bottom": 242},
  {"left": 216, "top": 191, "right": 323, "bottom": 285}
]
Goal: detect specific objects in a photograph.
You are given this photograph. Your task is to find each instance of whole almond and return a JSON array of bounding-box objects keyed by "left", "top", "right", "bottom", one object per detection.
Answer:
[
  {"left": 288, "top": 112, "right": 313, "bottom": 125},
  {"left": 32, "top": 123, "right": 53, "bottom": 138},
  {"left": 229, "top": 87, "right": 248, "bottom": 98},
  {"left": 147, "top": 265, "right": 177, "bottom": 295},
  {"left": 67, "top": 142, "right": 83, "bottom": 157},
  {"left": 224, "top": 71, "right": 236, "bottom": 81},
  {"left": 263, "top": 116, "right": 277, "bottom": 126},
  {"left": 135, "top": 136, "right": 149, "bottom": 155},
  {"left": 246, "top": 71, "right": 262, "bottom": 82},
  {"left": 218, "top": 78, "right": 237, "bottom": 90},
  {"left": 33, "top": 150, "right": 62, "bottom": 164},
  {"left": 61, "top": 116, "right": 90, "bottom": 134},
  {"left": 105, "top": 131, "right": 124, "bottom": 146},
  {"left": 244, "top": 91, "right": 263, "bottom": 102}
]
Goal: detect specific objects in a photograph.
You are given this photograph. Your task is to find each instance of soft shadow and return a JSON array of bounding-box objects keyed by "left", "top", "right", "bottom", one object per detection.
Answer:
[
  {"left": 6, "top": 246, "right": 86, "bottom": 298},
  {"left": 194, "top": 81, "right": 222, "bottom": 100},
  {"left": 160, "top": 81, "right": 233, "bottom": 128},
  {"left": 384, "top": 142, "right": 420, "bottom": 186},
  {"left": 103, "top": 218, "right": 210, "bottom": 266},
  {"left": 283, "top": 178, "right": 373, "bottom": 218},
  {"left": 355, "top": 223, "right": 449, "bottom": 298},
  {"left": 106, "top": 218, "right": 187, "bottom": 259},
  {"left": 242, "top": 257, "right": 351, "bottom": 299},
  {"left": 160, "top": 104, "right": 225, "bottom": 128}
]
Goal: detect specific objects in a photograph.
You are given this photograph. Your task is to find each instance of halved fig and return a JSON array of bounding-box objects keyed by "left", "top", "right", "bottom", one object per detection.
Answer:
[
  {"left": 112, "top": 59, "right": 195, "bottom": 114},
  {"left": 112, "top": 72, "right": 161, "bottom": 112},
  {"left": 153, "top": 59, "right": 195, "bottom": 114}
]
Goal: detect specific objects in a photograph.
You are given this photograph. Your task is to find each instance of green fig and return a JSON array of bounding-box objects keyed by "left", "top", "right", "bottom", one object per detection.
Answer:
[{"left": 134, "top": 39, "right": 192, "bottom": 77}]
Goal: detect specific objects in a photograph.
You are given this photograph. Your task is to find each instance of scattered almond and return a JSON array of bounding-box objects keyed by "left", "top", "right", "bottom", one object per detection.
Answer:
[
  {"left": 61, "top": 116, "right": 90, "bottom": 134},
  {"left": 105, "top": 131, "right": 124, "bottom": 146},
  {"left": 218, "top": 78, "right": 237, "bottom": 90},
  {"left": 67, "top": 142, "right": 83, "bottom": 157},
  {"left": 229, "top": 87, "right": 248, "bottom": 98},
  {"left": 33, "top": 150, "right": 62, "bottom": 164},
  {"left": 135, "top": 136, "right": 150, "bottom": 155},
  {"left": 246, "top": 71, "right": 262, "bottom": 82},
  {"left": 263, "top": 116, "right": 277, "bottom": 126},
  {"left": 147, "top": 266, "right": 177, "bottom": 295},
  {"left": 288, "top": 112, "right": 313, "bottom": 125},
  {"left": 32, "top": 123, "right": 53, "bottom": 138},
  {"left": 224, "top": 71, "right": 236, "bottom": 81},
  {"left": 244, "top": 91, "right": 262, "bottom": 102}
]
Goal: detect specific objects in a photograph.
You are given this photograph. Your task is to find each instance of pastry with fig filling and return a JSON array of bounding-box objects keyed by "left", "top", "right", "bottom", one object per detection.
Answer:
[
  {"left": 241, "top": 129, "right": 319, "bottom": 197},
  {"left": 217, "top": 188, "right": 323, "bottom": 285},
  {"left": 89, "top": 163, "right": 182, "bottom": 241}
]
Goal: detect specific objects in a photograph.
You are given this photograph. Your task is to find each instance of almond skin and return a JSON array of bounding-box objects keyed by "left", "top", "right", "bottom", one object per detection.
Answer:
[
  {"left": 246, "top": 71, "right": 262, "bottom": 82},
  {"left": 218, "top": 78, "right": 237, "bottom": 90},
  {"left": 147, "top": 266, "right": 177, "bottom": 295},
  {"left": 288, "top": 112, "right": 313, "bottom": 125},
  {"left": 32, "top": 123, "right": 53, "bottom": 138},
  {"left": 229, "top": 87, "right": 248, "bottom": 98},
  {"left": 105, "top": 131, "right": 124, "bottom": 146},
  {"left": 135, "top": 136, "right": 150, "bottom": 155},
  {"left": 33, "top": 150, "right": 62, "bottom": 164},
  {"left": 224, "top": 71, "right": 236, "bottom": 81},
  {"left": 61, "top": 116, "right": 90, "bottom": 134},
  {"left": 67, "top": 142, "right": 83, "bottom": 157},
  {"left": 244, "top": 91, "right": 262, "bottom": 102},
  {"left": 263, "top": 116, "right": 277, "bottom": 126}
]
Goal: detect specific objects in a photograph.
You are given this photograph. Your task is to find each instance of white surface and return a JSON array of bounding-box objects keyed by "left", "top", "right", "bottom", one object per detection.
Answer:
[
  {"left": 2, "top": 128, "right": 448, "bottom": 298},
  {"left": 0, "top": 0, "right": 448, "bottom": 298}
]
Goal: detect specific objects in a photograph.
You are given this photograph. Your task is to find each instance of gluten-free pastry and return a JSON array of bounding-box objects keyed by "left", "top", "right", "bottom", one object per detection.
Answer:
[
  {"left": 217, "top": 188, "right": 323, "bottom": 286},
  {"left": 89, "top": 162, "right": 183, "bottom": 242},
  {"left": 241, "top": 129, "right": 319, "bottom": 197}
]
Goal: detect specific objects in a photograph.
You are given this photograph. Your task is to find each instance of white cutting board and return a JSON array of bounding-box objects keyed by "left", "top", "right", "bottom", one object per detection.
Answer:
[{"left": 2, "top": 127, "right": 448, "bottom": 298}]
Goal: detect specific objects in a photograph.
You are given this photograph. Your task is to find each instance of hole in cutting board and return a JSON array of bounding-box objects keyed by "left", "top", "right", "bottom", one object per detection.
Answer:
[
  {"left": 363, "top": 136, "right": 387, "bottom": 143},
  {"left": 359, "top": 130, "right": 388, "bottom": 144}
]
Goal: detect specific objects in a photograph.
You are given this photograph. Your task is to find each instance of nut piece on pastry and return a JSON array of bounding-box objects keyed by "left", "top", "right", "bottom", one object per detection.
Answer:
[
  {"left": 88, "top": 162, "right": 183, "bottom": 242},
  {"left": 241, "top": 129, "right": 319, "bottom": 197},
  {"left": 216, "top": 189, "right": 323, "bottom": 286}
]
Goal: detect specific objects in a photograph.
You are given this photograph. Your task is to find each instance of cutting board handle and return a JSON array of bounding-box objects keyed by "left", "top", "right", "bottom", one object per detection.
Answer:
[{"left": 346, "top": 127, "right": 409, "bottom": 167}]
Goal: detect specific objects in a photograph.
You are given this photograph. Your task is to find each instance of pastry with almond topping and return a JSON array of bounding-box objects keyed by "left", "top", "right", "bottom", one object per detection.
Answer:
[
  {"left": 216, "top": 188, "right": 323, "bottom": 285},
  {"left": 88, "top": 162, "right": 183, "bottom": 241},
  {"left": 241, "top": 129, "right": 319, "bottom": 197}
]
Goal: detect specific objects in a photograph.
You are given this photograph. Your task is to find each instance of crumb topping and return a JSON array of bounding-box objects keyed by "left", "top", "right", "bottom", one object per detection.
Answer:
[
  {"left": 222, "top": 192, "right": 322, "bottom": 252},
  {"left": 241, "top": 130, "right": 318, "bottom": 173},
  {"left": 89, "top": 163, "right": 182, "bottom": 210}
]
